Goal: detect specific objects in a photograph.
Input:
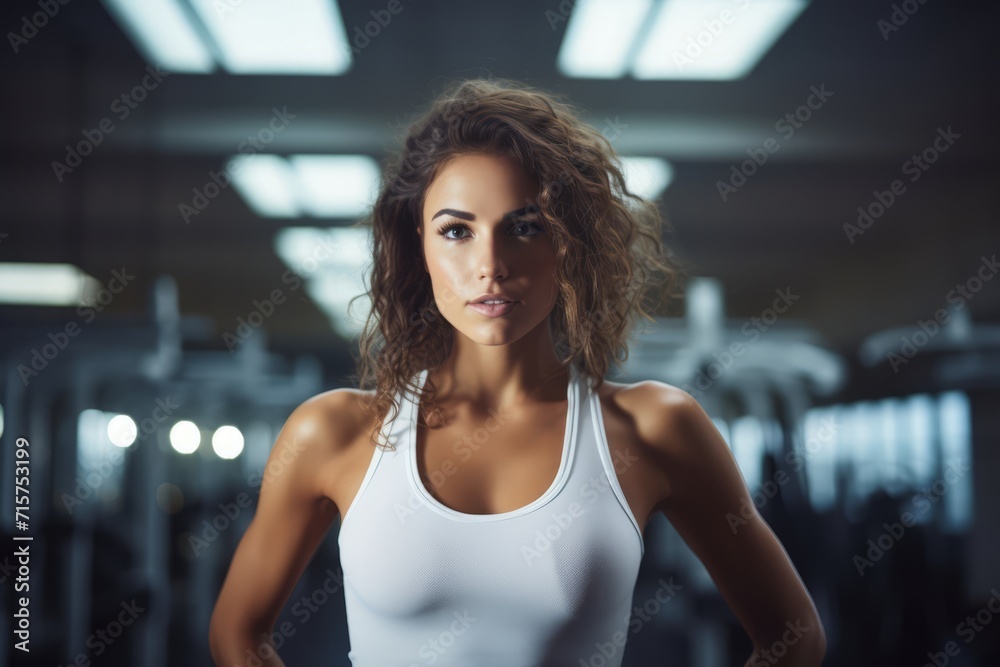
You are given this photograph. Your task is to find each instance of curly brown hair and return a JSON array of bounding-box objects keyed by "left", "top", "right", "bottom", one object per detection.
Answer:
[{"left": 349, "top": 76, "right": 684, "bottom": 450}]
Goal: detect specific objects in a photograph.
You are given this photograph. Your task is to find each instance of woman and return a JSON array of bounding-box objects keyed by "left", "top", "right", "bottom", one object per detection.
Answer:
[{"left": 209, "top": 78, "right": 826, "bottom": 667}]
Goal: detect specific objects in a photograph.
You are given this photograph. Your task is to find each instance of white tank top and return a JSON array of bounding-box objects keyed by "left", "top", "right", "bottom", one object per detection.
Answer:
[{"left": 337, "top": 363, "right": 645, "bottom": 666}]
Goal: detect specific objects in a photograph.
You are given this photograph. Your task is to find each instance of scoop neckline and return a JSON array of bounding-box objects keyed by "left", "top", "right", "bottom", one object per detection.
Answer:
[{"left": 406, "top": 364, "right": 578, "bottom": 523}]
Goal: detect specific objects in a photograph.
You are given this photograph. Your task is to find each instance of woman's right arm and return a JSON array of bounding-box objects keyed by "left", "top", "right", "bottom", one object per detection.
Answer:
[{"left": 208, "top": 391, "right": 356, "bottom": 667}]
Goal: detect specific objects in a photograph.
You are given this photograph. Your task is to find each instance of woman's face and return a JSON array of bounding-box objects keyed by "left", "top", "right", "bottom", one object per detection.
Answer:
[{"left": 419, "top": 152, "right": 559, "bottom": 347}]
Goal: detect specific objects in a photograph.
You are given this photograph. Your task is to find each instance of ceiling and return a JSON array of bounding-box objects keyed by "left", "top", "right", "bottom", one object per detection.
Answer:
[{"left": 1, "top": 0, "right": 997, "bottom": 372}]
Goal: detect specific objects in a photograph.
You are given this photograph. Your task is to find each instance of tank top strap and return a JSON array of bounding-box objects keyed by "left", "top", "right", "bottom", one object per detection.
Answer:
[{"left": 572, "top": 365, "right": 646, "bottom": 556}]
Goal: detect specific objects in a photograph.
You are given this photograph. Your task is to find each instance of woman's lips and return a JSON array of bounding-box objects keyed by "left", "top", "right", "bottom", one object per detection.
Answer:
[{"left": 467, "top": 301, "right": 518, "bottom": 317}]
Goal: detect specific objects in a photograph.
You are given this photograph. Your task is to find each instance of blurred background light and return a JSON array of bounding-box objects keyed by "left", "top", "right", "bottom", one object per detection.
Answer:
[
  {"left": 633, "top": 0, "right": 809, "bottom": 80},
  {"left": 101, "top": 0, "right": 351, "bottom": 75},
  {"left": 107, "top": 414, "right": 138, "bottom": 448},
  {"left": 229, "top": 154, "right": 302, "bottom": 217},
  {"left": 290, "top": 155, "right": 381, "bottom": 218},
  {"left": 189, "top": 0, "right": 351, "bottom": 75},
  {"left": 274, "top": 226, "right": 372, "bottom": 337},
  {"left": 557, "top": 0, "right": 809, "bottom": 80},
  {"left": 99, "top": 0, "right": 216, "bottom": 73},
  {"left": 621, "top": 157, "right": 674, "bottom": 199},
  {"left": 170, "top": 420, "right": 202, "bottom": 454},
  {"left": 229, "top": 154, "right": 380, "bottom": 218},
  {"left": 211, "top": 425, "right": 245, "bottom": 459},
  {"left": 0, "top": 263, "right": 100, "bottom": 306},
  {"left": 557, "top": 0, "right": 653, "bottom": 78}
]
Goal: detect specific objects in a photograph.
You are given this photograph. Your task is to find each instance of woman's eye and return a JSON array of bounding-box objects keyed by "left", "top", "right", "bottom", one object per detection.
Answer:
[
  {"left": 439, "top": 224, "right": 468, "bottom": 239},
  {"left": 512, "top": 220, "right": 542, "bottom": 236},
  {"left": 437, "top": 220, "right": 543, "bottom": 240}
]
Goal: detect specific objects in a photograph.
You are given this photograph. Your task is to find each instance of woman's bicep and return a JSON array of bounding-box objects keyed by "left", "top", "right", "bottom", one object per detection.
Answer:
[
  {"left": 651, "top": 390, "right": 825, "bottom": 654},
  {"left": 210, "top": 399, "right": 341, "bottom": 641}
]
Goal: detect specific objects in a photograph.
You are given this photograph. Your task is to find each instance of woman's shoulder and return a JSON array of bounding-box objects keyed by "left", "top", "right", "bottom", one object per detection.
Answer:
[
  {"left": 271, "top": 388, "right": 385, "bottom": 505},
  {"left": 595, "top": 377, "right": 700, "bottom": 454},
  {"left": 596, "top": 376, "right": 694, "bottom": 416},
  {"left": 281, "top": 387, "right": 381, "bottom": 458}
]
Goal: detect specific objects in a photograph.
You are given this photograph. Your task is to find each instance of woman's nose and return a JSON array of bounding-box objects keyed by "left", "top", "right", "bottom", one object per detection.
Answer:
[{"left": 476, "top": 235, "right": 509, "bottom": 281}]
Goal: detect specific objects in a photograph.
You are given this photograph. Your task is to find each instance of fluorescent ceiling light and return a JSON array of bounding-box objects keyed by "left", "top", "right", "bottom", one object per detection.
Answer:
[
  {"left": 633, "top": 0, "right": 808, "bottom": 80},
  {"left": 100, "top": 0, "right": 215, "bottom": 73},
  {"left": 274, "top": 226, "right": 371, "bottom": 277},
  {"left": 557, "top": 0, "right": 653, "bottom": 78},
  {"left": 189, "top": 0, "right": 351, "bottom": 74},
  {"left": 290, "top": 155, "right": 381, "bottom": 218},
  {"left": 230, "top": 154, "right": 301, "bottom": 217},
  {"left": 101, "top": 0, "right": 352, "bottom": 75},
  {"left": 305, "top": 270, "right": 372, "bottom": 338},
  {"left": 621, "top": 157, "right": 673, "bottom": 199},
  {"left": 228, "top": 154, "right": 380, "bottom": 219},
  {"left": 274, "top": 227, "right": 372, "bottom": 337},
  {"left": 0, "top": 263, "right": 101, "bottom": 306}
]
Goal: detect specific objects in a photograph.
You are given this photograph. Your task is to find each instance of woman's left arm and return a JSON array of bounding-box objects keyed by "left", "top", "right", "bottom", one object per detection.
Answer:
[{"left": 642, "top": 384, "right": 827, "bottom": 666}]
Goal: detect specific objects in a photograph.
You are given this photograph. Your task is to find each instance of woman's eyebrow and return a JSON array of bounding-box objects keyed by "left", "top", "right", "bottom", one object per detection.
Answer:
[{"left": 431, "top": 204, "right": 539, "bottom": 222}]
